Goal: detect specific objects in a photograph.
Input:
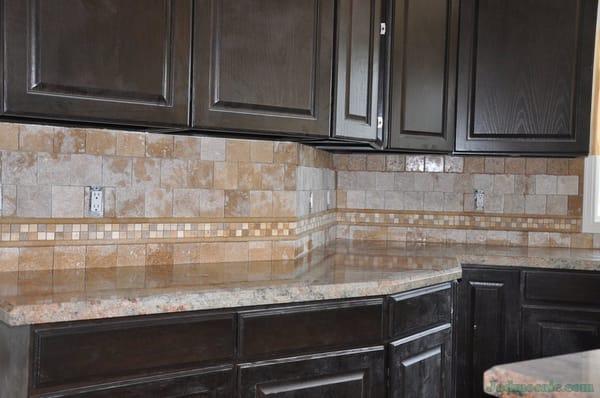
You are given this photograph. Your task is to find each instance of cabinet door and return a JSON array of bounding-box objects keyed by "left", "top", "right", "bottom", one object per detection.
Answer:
[
  {"left": 192, "top": 0, "right": 334, "bottom": 137},
  {"left": 42, "top": 367, "right": 233, "bottom": 397},
  {"left": 3, "top": 0, "right": 192, "bottom": 127},
  {"left": 522, "top": 307, "right": 600, "bottom": 360},
  {"left": 388, "top": 0, "right": 459, "bottom": 151},
  {"left": 333, "top": 0, "right": 383, "bottom": 142},
  {"left": 455, "top": 0, "right": 597, "bottom": 154},
  {"left": 389, "top": 324, "right": 452, "bottom": 398},
  {"left": 454, "top": 267, "right": 521, "bottom": 398},
  {"left": 237, "top": 346, "right": 385, "bottom": 397}
]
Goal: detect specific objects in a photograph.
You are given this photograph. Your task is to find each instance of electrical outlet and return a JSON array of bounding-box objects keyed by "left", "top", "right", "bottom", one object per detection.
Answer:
[
  {"left": 474, "top": 190, "right": 485, "bottom": 211},
  {"left": 326, "top": 191, "right": 331, "bottom": 209},
  {"left": 89, "top": 187, "right": 104, "bottom": 217},
  {"left": 308, "top": 192, "right": 314, "bottom": 213}
]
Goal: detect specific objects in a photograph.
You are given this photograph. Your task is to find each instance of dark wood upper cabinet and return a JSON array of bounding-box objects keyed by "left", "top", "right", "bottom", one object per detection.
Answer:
[
  {"left": 192, "top": 0, "right": 334, "bottom": 137},
  {"left": 387, "top": 0, "right": 460, "bottom": 151},
  {"left": 333, "top": 0, "right": 383, "bottom": 143},
  {"left": 2, "top": 0, "right": 192, "bottom": 127},
  {"left": 455, "top": 0, "right": 598, "bottom": 154}
]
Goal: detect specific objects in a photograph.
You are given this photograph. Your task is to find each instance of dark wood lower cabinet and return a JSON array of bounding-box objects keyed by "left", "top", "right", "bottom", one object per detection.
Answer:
[
  {"left": 237, "top": 346, "right": 385, "bottom": 397},
  {"left": 389, "top": 324, "right": 453, "bottom": 398}
]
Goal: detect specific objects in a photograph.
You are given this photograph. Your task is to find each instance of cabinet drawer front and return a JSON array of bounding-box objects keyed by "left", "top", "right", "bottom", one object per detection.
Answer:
[
  {"left": 238, "top": 299, "right": 383, "bottom": 360},
  {"left": 32, "top": 312, "right": 235, "bottom": 391},
  {"left": 523, "top": 270, "right": 600, "bottom": 307},
  {"left": 388, "top": 283, "right": 452, "bottom": 338},
  {"left": 39, "top": 367, "right": 233, "bottom": 398}
]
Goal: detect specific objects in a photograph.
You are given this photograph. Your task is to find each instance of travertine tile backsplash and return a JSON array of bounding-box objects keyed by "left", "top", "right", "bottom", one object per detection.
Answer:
[{"left": 0, "top": 122, "right": 599, "bottom": 272}]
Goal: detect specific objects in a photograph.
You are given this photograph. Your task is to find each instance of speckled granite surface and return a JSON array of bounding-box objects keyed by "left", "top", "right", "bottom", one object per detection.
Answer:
[
  {"left": 0, "top": 240, "right": 461, "bottom": 326},
  {"left": 484, "top": 349, "right": 600, "bottom": 397},
  {"left": 2, "top": 239, "right": 600, "bottom": 326}
]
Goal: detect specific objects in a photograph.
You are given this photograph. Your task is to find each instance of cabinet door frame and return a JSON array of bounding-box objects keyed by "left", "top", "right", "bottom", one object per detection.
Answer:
[
  {"left": 192, "top": 0, "right": 334, "bottom": 137},
  {"left": 455, "top": 0, "right": 598, "bottom": 154},
  {"left": 2, "top": 0, "right": 193, "bottom": 127},
  {"left": 387, "top": 0, "right": 460, "bottom": 152}
]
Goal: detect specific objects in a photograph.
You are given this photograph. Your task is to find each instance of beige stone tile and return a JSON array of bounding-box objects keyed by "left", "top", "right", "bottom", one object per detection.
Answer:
[
  {"left": 283, "top": 164, "right": 297, "bottom": 191},
  {"left": 161, "top": 159, "right": 188, "bottom": 188},
  {"left": 387, "top": 227, "right": 408, "bottom": 241},
  {"left": 116, "top": 187, "right": 145, "bottom": 217},
  {"left": 17, "top": 185, "right": 51, "bottom": 217},
  {"left": 116, "top": 132, "right": 146, "bottom": 157},
  {"left": 385, "top": 155, "right": 406, "bottom": 171},
  {"left": 568, "top": 158, "right": 584, "bottom": 176},
  {"left": 546, "top": 195, "right": 568, "bottom": 215},
  {"left": 226, "top": 139, "right": 250, "bottom": 162},
  {"left": 525, "top": 195, "right": 546, "bottom": 214},
  {"left": 272, "top": 191, "right": 296, "bottom": 217},
  {"left": 272, "top": 241, "right": 297, "bottom": 261},
  {"left": 484, "top": 157, "right": 505, "bottom": 174},
  {"left": 375, "top": 173, "right": 395, "bottom": 191},
  {"left": 568, "top": 195, "right": 583, "bottom": 216},
  {"left": 444, "top": 156, "right": 464, "bottom": 173},
  {"left": 198, "top": 242, "right": 249, "bottom": 263},
  {"left": 250, "top": 191, "right": 273, "bottom": 217},
  {"left": 173, "top": 136, "right": 202, "bottom": 159},
  {"left": 173, "top": 243, "right": 199, "bottom": 265},
  {"left": 249, "top": 241, "right": 273, "bottom": 261},
  {"left": 146, "top": 134, "right": 173, "bottom": 158},
  {"left": 366, "top": 154, "right": 386, "bottom": 171},
  {"left": 2, "top": 185, "right": 16, "bottom": 217},
  {"left": 557, "top": 176, "right": 579, "bottom": 195},
  {"left": 214, "top": 162, "right": 238, "bottom": 190},
  {"left": 507, "top": 231, "right": 528, "bottom": 247},
  {"left": 347, "top": 154, "right": 366, "bottom": 171},
  {"left": 424, "top": 192, "right": 444, "bottom": 211},
  {"left": 0, "top": 123, "right": 20, "bottom": 150},
  {"left": 433, "top": 174, "right": 456, "bottom": 193},
  {"left": 2, "top": 152, "right": 37, "bottom": 185},
  {"left": 535, "top": 175, "right": 557, "bottom": 194},
  {"left": 414, "top": 173, "right": 434, "bottom": 191},
  {"left": 173, "top": 189, "right": 202, "bottom": 217},
  {"left": 188, "top": 160, "right": 213, "bottom": 188},
  {"left": 199, "top": 189, "right": 224, "bottom": 217},
  {"left": 260, "top": 164, "right": 284, "bottom": 190},
  {"left": 201, "top": 137, "right": 226, "bottom": 161},
  {"left": 86, "top": 129, "right": 116, "bottom": 155},
  {"left": 466, "top": 230, "right": 486, "bottom": 244},
  {"left": 103, "top": 157, "right": 132, "bottom": 187},
  {"left": 446, "top": 229, "right": 467, "bottom": 244},
  {"left": 0, "top": 248, "right": 19, "bottom": 271},
  {"left": 548, "top": 233, "right": 570, "bottom": 248},
  {"left": 132, "top": 158, "right": 161, "bottom": 189},
  {"left": 593, "top": 234, "right": 600, "bottom": 249},
  {"left": 238, "top": 162, "right": 262, "bottom": 190},
  {"left": 346, "top": 190, "right": 366, "bottom": 208},
  {"left": 384, "top": 191, "right": 403, "bottom": 210},
  {"left": 52, "top": 186, "right": 84, "bottom": 217},
  {"left": 333, "top": 154, "right": 349, "bottom": 170},
  {"left": 473, "top": 174, "right": 493, "bottom": 191},
  {"left": 146, "top": 244, "right": 174, "bottom": 265},
  {"left": 425, "top": 155, "right": 444, "bottom": 172},
  {"left": 19, "top": 125, "right": 55, "bottom": 152},
  {"left": 464, "top": 157, "right": 484, "bottom": 173},
  {"left": 571, "top": 234, "right": 593, "bottom": 249},
  {"left": 103, "top": 187, "right": 116, "bottom": 217},
  {"left": 54, "top": 246, "right": 86, "bottom": 270},
  {"left": 514, "top": 175, "right": 536, "bottom": 195},
  {"left": 487, "top": 231, "right": 509, "bottom": 246},
  {"left": 225, "top": 190, "right": 250, "bottom": 217},
  {"left": 349, "top": 226, "right": 386, "bottom": 240},
  {"left": 250, "top": 140, "right": 274, "bottom": 163},
  {"left": 20, "top": 247, "right": 54, "bottom": 271},
  {"left": 274, "top": 142, "right": 299, "bottom": 164},
  {"left": 54, "top": 128, "right": 86, "bottom": 154},
  {"left": 38, "top": 153, "right": 71, "bottom": 185},
  {"left": 145, "top": 188, "right": 173, "bottom": 217},
  {"left": 525, "top": 158, "right": 547, "bottom": 174},
  {"left": 443, "top": 193, "right": 463, "bottom": 211},
  {"left": 336, "top": 190, "right": 347, "bottom": 208},
  {"left": 406, "top": 155, "right": 424, "bottom": 172},
  {"left": 117, "top": 245, "right": 146, "bottom": 267},
  {"left": 505, "top": 158, "right": 526, "bottom": 174},
  {"left": 493, "top": 175, "right": 515, "bottom": 194},
  {"left": 547, "top": 159, "right": 569, "bottom": 175},
  {"left": 484, "top": 194, "right": 504, "bottom": 213},
  {"left": 504, "top": 194, "right": 525, "bottom": 214},
  {"left": 405, "top": 192, "right": 424, "bottom": 210},
  {"left": 70, "top": 154, "right": 102, "bottom": 186}
]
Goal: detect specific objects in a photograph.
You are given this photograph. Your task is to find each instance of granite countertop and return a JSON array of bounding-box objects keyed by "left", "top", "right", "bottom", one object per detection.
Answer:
[
  {"left": 0, "top": 240, "right": 462, "bottom": 326},
  {"left": 484, "top": 350, "right": 600, "bottom": 397},
  {"left": 2, "top": 239, "right": 600, "bottom": 326}
]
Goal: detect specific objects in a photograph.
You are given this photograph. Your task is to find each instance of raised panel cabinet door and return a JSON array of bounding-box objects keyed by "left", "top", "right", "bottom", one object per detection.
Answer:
[
  {"left": 455, "top": 0, "right": 598, "bottom": 154},
  {"left": 388, "top": 0, "right": 459, "bottom": 151},
  {"left": 236, "top": 346, "right": 385, "bottom": 397},
  {"left": 454, "top": 267, "right": 521, "bottom": 398},
  {"left": 192, "top": 0, "right": 334, "bottom": 137},
  {"left": 389, "top": 324, "right": 453, "bottom": 398},
  {"left": 3, "top": 0, "right": 192, "bottom": 127},
  {"left": 333, "top": 0, "right": 383, "bottom": 142},
  {"left": 522, "top": 307, "right": 600, "bottom": 360},
  {"left": 39, "top": 367, "right": 233, "bottom": 398}
]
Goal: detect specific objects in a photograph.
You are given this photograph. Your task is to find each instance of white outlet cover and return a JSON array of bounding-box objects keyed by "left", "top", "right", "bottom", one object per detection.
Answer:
[{"left": 89, "top": 187, "right": 104, "bottom": 217}]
